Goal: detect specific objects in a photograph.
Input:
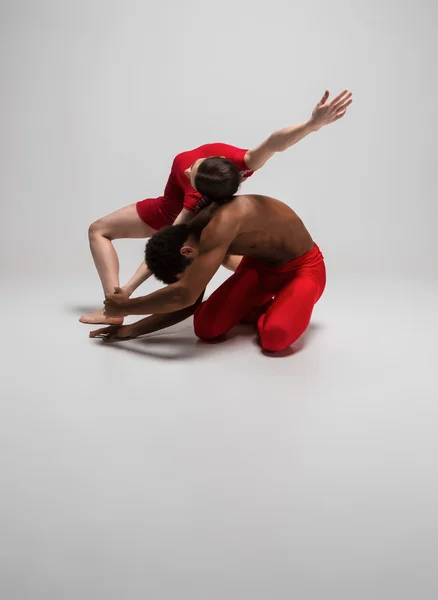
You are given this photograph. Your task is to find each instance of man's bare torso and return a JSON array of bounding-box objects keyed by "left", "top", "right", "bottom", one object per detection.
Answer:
[{"left": 191, "top": 194, "right": 314, "bottom": 265}]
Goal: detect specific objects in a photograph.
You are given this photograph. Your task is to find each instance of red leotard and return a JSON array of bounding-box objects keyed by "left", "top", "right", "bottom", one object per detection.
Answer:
[{"left": 136, "top": 143, "right": 254, "bottom": 231}]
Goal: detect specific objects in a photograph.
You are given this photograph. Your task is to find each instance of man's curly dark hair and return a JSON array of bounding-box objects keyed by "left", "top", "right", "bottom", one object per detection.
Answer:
[{"left": 145, "top": 225, "right": 192, "bottom": 284}]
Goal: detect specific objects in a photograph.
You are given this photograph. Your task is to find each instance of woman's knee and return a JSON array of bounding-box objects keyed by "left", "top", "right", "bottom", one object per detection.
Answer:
[
  {"left": 88, "top": 218, "right": 111, "bottom": 241},
  {"left": 222, "top": 255, "right": 242, "bottom": 272}
]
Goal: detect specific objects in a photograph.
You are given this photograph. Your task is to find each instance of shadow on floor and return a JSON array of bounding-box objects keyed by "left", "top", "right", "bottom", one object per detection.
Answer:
[
  {"left": 90, "top": 321, "right": 325, "bottom": 361},
  {"left": 196, "top": 322, "right": 325, "bottom": 358},
  {"left": 90, "top": 330, "right": 202, "bottom": 361},
  {"left": 69, "top": 305, "right": 102, "bottom": 316}
]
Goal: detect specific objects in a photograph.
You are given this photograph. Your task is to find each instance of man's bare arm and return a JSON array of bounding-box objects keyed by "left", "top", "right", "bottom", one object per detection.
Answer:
[
  {"left": 90, "top": 294, "right": 204, "bottom": 341},
  {"left": 245, "top": 90, "right": 352, "bottom": 171},
  {"left": 104, "top": 214, "right": 239, "bottom": 317}
]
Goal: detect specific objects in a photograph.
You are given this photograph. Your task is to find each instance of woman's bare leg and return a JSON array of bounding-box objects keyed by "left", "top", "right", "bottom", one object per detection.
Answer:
[
  {"left": 80, "top": 203, "right": 155, "bottom": 324},
  {"left": 122, "top": 260, "right": 152, "bottom": 296}
]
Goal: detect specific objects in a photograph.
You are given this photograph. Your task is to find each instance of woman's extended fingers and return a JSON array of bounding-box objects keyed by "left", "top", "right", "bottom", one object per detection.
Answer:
[
  {"left": 333, "top": 92, "right": 352, "bottom": 110},
  {"left": 332, "top": 108, "right": 348, "bottom": 122},
  {"left": 330, "top": 89, "right": 350, "bottom": 107},
  {"left": 335, "top": 98, "right": 353, "bottom": 113}
]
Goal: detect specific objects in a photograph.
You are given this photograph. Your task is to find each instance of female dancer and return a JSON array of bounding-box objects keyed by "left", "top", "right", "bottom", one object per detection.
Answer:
[{"left": 80, "top": 89, "right": 352, "bottom": 325}]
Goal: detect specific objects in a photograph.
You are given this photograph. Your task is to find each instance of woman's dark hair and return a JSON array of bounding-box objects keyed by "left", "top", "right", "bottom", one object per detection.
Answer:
[
  {"left": 145, "top": 225, "right": 192, "bottom": 284},
  {"left": 194, "top": 157, "right": 241, "bottom": 201}
]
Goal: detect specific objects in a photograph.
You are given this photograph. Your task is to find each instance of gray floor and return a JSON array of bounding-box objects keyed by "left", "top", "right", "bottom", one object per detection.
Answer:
[{"left": 2, "top": 273, "right": 438, "bottom": 600}]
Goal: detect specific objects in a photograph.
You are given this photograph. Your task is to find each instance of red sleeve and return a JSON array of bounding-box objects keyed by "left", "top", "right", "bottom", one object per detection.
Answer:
[
  {"left": 227, "top": 146, "right": 249, "bottom": 170},
  {"left": 183, "top": 191, "right": 203, "bottom": 212},
  {"left": 163, "top": 169, "right": 183, "bottom": 201},
  {"left": 223, "top": 145, "right": 254, "bottom": 178}
]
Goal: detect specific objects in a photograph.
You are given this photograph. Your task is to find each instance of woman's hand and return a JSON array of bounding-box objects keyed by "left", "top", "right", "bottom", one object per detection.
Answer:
[{"left": 309, "top": 89, "right": 353, "bottom": 131}]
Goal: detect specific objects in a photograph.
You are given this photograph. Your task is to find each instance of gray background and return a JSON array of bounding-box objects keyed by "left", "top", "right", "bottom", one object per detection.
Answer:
[
  {"left": 1, "top": 1, "right": 438, "bottom": 599},
  {"left": 2, "top": 0, "right": 437, "bottom": 278}
]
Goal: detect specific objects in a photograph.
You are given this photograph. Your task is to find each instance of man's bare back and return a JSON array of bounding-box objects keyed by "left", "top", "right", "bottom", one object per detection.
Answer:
[{"left": 190, "top": 194, "right": 314, "bottom": 265}]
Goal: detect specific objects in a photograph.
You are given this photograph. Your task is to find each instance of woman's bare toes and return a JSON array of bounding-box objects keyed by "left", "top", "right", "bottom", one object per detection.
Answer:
[{"left": 79, "top": 309, "right": 124, "bottom": 326}]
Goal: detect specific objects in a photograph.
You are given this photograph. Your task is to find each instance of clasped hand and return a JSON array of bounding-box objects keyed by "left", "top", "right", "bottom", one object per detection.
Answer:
[{"left": 104, "top": 287, "right": 130, "bottom": 317}]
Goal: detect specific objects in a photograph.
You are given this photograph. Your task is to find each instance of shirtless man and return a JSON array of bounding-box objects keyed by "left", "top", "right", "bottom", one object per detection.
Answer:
[
  {"left": 81, "top": 89, "right": 351, "bottom": 326},
  {"left": 92, "top": 194, "right": 326, "bottom": 353}
]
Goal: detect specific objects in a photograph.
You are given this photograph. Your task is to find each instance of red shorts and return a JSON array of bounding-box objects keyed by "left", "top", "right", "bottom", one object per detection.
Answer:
[
  {"left": 136, "top": 197, "right": 177, "bottom": 231},
  {"left": 194, "top": 244, "right": 326, "bottom": 352}
]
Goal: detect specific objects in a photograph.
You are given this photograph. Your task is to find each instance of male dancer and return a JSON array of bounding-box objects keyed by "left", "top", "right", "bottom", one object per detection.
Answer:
[{"left": 93, "top": 193, "right": 326, "bottom": 353}]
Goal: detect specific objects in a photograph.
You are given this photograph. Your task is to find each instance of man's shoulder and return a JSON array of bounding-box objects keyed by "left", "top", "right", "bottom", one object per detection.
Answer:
[
  {"left": 201, "top": 197, "right": 247, "bottom": 234},
  {"left": 212, "top": 196, "right": 245, "bottom": 218},
  {"left": 216, "top": 194, "right": 256, "bottom": 214},
  {"left": 192, "top": 195, "right": 252, "bottom": 235},
  {"left": 214, "top": 194, "right": 275, "bottom": 223}
]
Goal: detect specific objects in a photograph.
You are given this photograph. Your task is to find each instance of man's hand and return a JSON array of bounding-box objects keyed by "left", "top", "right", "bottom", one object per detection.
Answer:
[
  {"left": 309, "top": 89, "right": 353, "bottom": 131},
  {"left": 89, "top": 323, "right": 138, "bottom": 342},
  {"left": 104, "top": 286, "right": 131, "bottom": 318}
]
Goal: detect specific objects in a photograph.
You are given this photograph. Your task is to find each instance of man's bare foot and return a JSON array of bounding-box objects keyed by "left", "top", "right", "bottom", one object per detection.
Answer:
[{"left": 79, "top": 308, "right": 124, "bottom": 325}]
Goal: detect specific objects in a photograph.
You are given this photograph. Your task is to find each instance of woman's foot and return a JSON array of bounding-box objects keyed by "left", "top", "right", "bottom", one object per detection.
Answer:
[{"left": 79, "top": 308, "right": 124, "bottom": 325}]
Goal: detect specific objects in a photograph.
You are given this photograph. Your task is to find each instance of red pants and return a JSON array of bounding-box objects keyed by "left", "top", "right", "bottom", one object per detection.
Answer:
[{"left": 194, "top": 244, "right": 326, "bottom": 352}]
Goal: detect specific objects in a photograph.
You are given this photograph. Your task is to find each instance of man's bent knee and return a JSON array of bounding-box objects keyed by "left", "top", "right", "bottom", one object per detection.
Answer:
[
  {"left": 259, "top": 323, "right": 292, "bottom": 353},
  {"left": 194, "top": 308, "right": 226, "bottom": 341},
  {"left": 194, "top": 317, "right": 221, "bottom": 341}
]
